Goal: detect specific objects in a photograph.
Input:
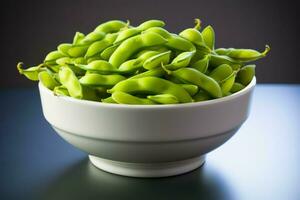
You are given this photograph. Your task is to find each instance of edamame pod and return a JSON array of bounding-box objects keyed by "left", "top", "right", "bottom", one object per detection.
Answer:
[
  {"left": 137, "top": 20, "right": 165, "bottom": 31},
  {"left": 179, "top": 84, "right": 198, "bottom": 96},
  {"left": 57, "top": 43, "right": 72, "bottom": 55},
  {"left": 79, "top": 31, "right": 106, "bottom": 45},
  {"left": 193, "top": 90, "right": 211, "bottom": 102},
  {"left": 118, "top": 50, "right": 163, "bottom": 73},
  {"left": 230, "top": 82, "right": 245, "bottom": 93},
  {"left": 202, "top": 25, "right": 215, "bottom": 50},
  {"left": 179, "top": 20, "right": 210, "bottom": 53},
  {"left": 236, "top": 64, "right": 255, "bottom": 85},
  {"left": 108, "top": 77, "right": 193, "bottom": 103},
  {"left": 147, "top": 94, "right": 178, "bottom": 104},
  {"left": 45, "top": 51, "right": 65, "bottom": 63},
  {"left": 38, "top": 71, "right": 60, "bottom": 90},
  {"left": 164, "top": 51, "right": 195, "bottom": 70},
  {"left": 114, "top": 20, "right": 166, "bottom": 45},
  {"left": 53, "top": 86, "right": 69, "bottom": 96},
  {"left": 109, "top": 32, "right": 167, "bottom": 67},
  {"left": 191, "top": 55, "right": 209, "bottom": 73},
  {"left": 59, "top": 67, "right": 83, "bottom": 99},
  {"left": 143, "top": 51, "right": 171, "bottom": 70},
  {"left": 129, "top": 68, "right": 165, "bottom": 79},
  {"left": 165, "top": 67, "right": 222, "bottom": 98},
  {"left": 85, "top": 33, "right": 118, "bottom": 58},
  {"left": 17, "top": 62, "right": 44, "bottom": 81},
  {"left": 94, "top": 20, "right": 127, "bottom": 33},
  {"left": 79, "top": 73, "right": 126, "bottom": 87},
  {"left": 215, "top": 45, "right": 270, "bottom": 62},
  {"left": 112, "top": 91, "right": 155, "bottom": 105},
  {"left": 220, "top": 71, "right": 236, "bottom": 94},
  {"left": 68, "top": 45, "right": 89, "bottom": 58},
  {"left": 114, "top": 28, "right": 141, "bottom": 44},
  {"left": 101, "top": 96, "right": 117, "bottom": 103},
  {"left": 143, "top": 27, "right": 196, "bottom": 51},
  {"left": 209, "top": 54, "right": 241, "bottom": 68},
  {"left": 209, "top": 64, "right": 233, "bottom": 82},
  {"left": 100, "top": 44, "right": 120, "bottom": 60},
  {"left": 73, "top": 32, "right": 85, "bottom": 45},
  {"left": 76, "top": 60, "right": 118, "bottom": 73}
]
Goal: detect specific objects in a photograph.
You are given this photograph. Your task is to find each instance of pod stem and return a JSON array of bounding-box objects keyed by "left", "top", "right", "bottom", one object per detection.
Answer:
[
  {"left": 126, "top": 19, "right": 130, "bottom": 27},
  {"left": 161, "top": 62, "right": 172, "bottom": 75},
  {"left": 17, "top": 62, "right": 24, "bottom": 74},
  {"left": 262, "top": 45, "right": 271, "bottom": 56},
  {"left": 194, "top": 18, "right": 201, "bottom": 30}
]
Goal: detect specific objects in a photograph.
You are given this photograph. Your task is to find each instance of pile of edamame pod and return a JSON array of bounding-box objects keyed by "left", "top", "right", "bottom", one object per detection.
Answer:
[{"left": 17, "top": 19, "right": 270, "bottom": 105}]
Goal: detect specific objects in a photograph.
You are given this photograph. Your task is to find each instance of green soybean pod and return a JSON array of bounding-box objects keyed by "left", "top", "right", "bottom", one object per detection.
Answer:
[
  {"left": 179, "top": 20, "right": 210, "bottom": 52},
  {"left": 56, "top": 57, "right": 72, "bottom": 66},
  {"left": 76, "top": 60, "right": 118, "bottom": 74},
  {"left": 202, "top": 25, "right": 215, "bottom": 50},
  {"left": 209, "top": 64, "right": 233, "bottom": 82},
  {"left": 44, "top": 51, "right": 65, "bottom": 63},
  {"left": 191, "top": 55, "right": 210, "bottom": 73},
  {"left": 193, "top": 90, "right": 211, "bottom": 102},
  {"left": 38, "top": 71, "right": 60, "bottom": 90},
  {"left": 108, "top": 77, "right": 193, "bottom": 103},
  {"left": 143, "top": 51, "right": 171, "bottom": 70},
  {"left": 58, "top": 66, "right": 83, "bottom": 99},
  {"left": 164, "top": 51, "right": 195, "bottom": 70},
  {"left": 129, "top": 68, "right": 166, "bottom": 79},
  {"left": 166, "top": 67, "right": 222, "bottom": 98},
  {"left": 17, "top": 62, "right": 44, "bottom": 81},
  {"left": 114, "top": 20, "right": 165, "bottom": 45},
  {"left": 100, "top": 44, "right": 120, "bottom": 60},
  {"left": 179, "top": 84, "right": 198, "bottom": 96},
  {"left": 215, "top": 45, "right": 270, "bottom": 62},
  {"left": 114, "top": 28, "right": 141, "bottom": 44},
  {"left": 117, "top": 51, "right": 162, "bottom": 73},
  {"left": 68, "top": 45, "right": 89, "bottom": 58},
  {"left": 85, "top": 33, "right": 118, "bottom": 58},
  {"left": 118, "top": 59, "right": 143, "bottom": 73},
  {"left": 53, "top": 86, "right": 70, "bottom": 96},
  {"left": 147, "top": 94, "right": 179, "bottom": 104},
  {"left": 137, "top": 19, "right": 165, "bottom": 31},
  {"left": 73, "top": 32, "right": 85, "bottom": 45},
  {"left": 143, "top": 27, "right": 196, "bottom": 51},
  {"left": 230, "top": 82, "right": 246, "bottom": 93},
  {"left": 220, "top": 71, "right": 236, "bottom": 94},
  {"left": 57, "top": 43, "right": 72, "bottom": 55},
  {"left": 86, "top": 55, "right": 103, "bottom": 64},
  {"left": 101, "top": 96, "right": 117, "bottom": 103},
  {"left": 46, "top": 64, "right": 60, "bottom": 74},
  {"left": 209, "top": 54, "right": 241, "bottom": 68},
  {"left": 168, "top": 34, "right": 196, "bottom": 51},
  {"left": 179, "top": 28, "right": 204, "bottom": 46},
  {"left": 79, "top": 31, "right": 106, "bottom": 45},
  {"left": 94, "top": 20, "right": 127, "bottom": 33},
  {"left": 135, "top": 48, "right": 168, "bottom": 58},
  {"left": 109, "top": 32, "right": 167, "bottom": 67},
  {"left": 179, "top": 28, "right": 211, "bottom": 54},
  {"left": 112, "top": 91, "right": 155, "bottom": 105},
  {"left": 236, "top": 64, "right": 256, "bottom": 85},
  {"left": 79, "top": 73, "right": 126, "bottom": 87}
]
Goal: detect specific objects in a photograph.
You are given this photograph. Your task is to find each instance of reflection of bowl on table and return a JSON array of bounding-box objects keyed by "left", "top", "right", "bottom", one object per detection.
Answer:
[{"left": 39, "top": 77, "right": 256, "bottom": 178}]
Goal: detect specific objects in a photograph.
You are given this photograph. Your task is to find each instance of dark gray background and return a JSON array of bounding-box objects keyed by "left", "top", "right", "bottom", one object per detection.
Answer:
[{"left": 1, "top": 0, "right": 299, "bottom": 87}]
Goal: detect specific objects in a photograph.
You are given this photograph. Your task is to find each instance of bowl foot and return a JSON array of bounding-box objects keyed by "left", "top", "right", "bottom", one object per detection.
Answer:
[{"left": 89, "top": 155, "right": 205, "bottom": 178}]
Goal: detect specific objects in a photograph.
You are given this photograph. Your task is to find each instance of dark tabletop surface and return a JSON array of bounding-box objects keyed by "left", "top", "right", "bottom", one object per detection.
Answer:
[{"left": 1, "top": 85, "right": 300, "bottom": 200}]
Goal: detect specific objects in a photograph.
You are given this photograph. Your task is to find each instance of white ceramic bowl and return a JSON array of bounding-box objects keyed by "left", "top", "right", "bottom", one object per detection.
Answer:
[{"left": 39, "top": 77, "right": 256, "bottom": 177}]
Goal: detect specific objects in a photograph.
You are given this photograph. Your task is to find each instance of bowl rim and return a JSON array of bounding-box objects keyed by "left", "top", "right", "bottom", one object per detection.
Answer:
[{"left": 39, "top": 77, "right": 256, "bottom": 109}]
